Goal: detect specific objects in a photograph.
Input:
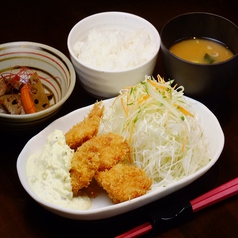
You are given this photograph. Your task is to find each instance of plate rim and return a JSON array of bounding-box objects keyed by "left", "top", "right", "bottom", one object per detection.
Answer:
[{"left": 16, "top": 96, "right": 224, "bottom": 220}]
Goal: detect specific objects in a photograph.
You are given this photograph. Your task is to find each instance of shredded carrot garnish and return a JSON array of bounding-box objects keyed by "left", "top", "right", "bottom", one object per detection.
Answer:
[
  {"left": 157, "top": 74, "right": 166, "bottom": 83},
  {"left": 147, "top": 79, "right": 172, "bottom": 99},
  {"left": 137, "top": 94, "right": 150, "bottom": 105},
  {"left": 121, "top": 97, "right": 128, "bottom": 117},
  {"left": 129, "top": 121, "right": 134, "bottom": 143},
  {"left": 182, "top": 125, "right": 188, "bottom": 152},
  {"left": 148, "top": 79, "right": 167, "bottom": 90},
  {"left": 174, "top": 104, "right": 194, "bottom": 117},
  {"left": 21, "top": 84, "right": 36, "bottom": 114},
  {"left": 122, "top": 85, "right": 134, "bottom": 90}
]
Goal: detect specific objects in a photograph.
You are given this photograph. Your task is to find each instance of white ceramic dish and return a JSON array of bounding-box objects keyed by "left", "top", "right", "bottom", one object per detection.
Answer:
[
  {"left": 17, "top": 97, "right": 224, "bottom": 220},
  {"left": 67, "top": 11, "right": 160, "bottom": 98}
]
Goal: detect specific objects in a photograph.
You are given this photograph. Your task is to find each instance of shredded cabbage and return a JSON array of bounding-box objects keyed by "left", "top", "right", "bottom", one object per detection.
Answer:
[{"left": 99, "top": 76, "right": 210, "bottom": 188}]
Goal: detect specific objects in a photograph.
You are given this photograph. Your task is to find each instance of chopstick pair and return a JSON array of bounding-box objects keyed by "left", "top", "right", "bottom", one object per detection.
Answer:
[{"left": 116, "top": 177, "right": 238, "bottom": 238}]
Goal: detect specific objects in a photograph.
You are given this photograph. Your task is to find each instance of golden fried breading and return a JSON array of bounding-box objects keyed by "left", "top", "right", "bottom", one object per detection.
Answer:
[
  {"left": 89, "top": 132, "right": 131, "bottom": 171},
  {"left": 70, "top": 142, "right": 100, "bottom": 196},
  {"left": 65, "top": 101, "right": 104, "bottom": 150},
  {"left": 70, "top": 132, "right": 131, "bottom": 195},
  {"left": 78, "top": 178, "right": 103, "bottom": 198},
  {"left": 94, "top": 163, "right": 152, "bottom": 203}
]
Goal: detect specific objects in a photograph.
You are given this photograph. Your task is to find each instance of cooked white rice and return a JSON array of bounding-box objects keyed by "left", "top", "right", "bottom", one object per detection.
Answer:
[{"left": 73, "top": 28, "right": 157, "bottom": 71}]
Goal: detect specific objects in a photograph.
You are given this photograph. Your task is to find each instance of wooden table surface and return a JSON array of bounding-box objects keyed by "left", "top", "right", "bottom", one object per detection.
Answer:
[{"left": 1, "top": 0, "right": 237, "bottom": 237}]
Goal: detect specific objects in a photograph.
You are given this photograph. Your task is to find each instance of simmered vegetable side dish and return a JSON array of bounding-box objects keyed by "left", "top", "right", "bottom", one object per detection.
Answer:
[{"left": 0, "top": 67, "right": 53, "bottom": 114}]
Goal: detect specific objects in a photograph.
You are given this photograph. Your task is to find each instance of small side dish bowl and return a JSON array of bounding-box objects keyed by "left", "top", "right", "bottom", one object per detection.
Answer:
[
  {"left": 67, "top": 11, "right": 160, "bottom": 99},
  {"left": 160, "top": 12, "right": 238, "bottom": 109},
  {"left": 0, "top": 42, "right": 76, "bottom": 132}
]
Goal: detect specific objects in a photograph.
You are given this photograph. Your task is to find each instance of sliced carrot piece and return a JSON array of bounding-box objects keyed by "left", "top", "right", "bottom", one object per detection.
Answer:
[{"left": 21, "top": 84, "right": 36, "bottom": 114}]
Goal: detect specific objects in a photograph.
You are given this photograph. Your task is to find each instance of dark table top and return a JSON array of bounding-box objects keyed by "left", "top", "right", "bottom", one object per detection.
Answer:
[{"left": 1, "top": 0, "right": 238, "bottom": 237}]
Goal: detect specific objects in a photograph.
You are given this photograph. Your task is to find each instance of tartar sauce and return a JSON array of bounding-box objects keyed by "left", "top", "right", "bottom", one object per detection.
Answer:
[{"left": 27, "top": 129, "right": 91, "bottom": 210}]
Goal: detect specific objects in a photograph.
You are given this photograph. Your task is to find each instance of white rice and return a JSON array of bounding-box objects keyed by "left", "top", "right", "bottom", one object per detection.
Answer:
[{"left": 73, "top": 28, "right": 157, "bottom": 71}]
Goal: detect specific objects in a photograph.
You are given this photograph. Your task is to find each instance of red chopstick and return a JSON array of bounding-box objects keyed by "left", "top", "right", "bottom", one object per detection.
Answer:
[
  {"left": 116, "top": 222, "right": 152, "bottom": 238},
  {"left": 191, "top": 177, "right": 238, "bottom": 212},
  {"left": 115, "top": 177, "right": 238, "bottom": 238}
]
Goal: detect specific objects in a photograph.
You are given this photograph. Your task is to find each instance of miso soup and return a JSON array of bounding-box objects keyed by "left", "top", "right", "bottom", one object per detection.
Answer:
[{"left": 169, "top": 37, "right": 234, "bottom": 64}]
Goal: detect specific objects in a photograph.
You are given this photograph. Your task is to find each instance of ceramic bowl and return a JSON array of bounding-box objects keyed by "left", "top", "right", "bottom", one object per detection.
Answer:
[
  {"left": 0, "top": 42, "right": 76, "bottom": 132},
  {"left": 17, "top": 97, "right": 224, "bottom": 220},
  {"left": 160, "top": 12, "right": 238, "bottom": 109},
  {"left": 67, "top": 11, "right": 160, "bottom": 99}
]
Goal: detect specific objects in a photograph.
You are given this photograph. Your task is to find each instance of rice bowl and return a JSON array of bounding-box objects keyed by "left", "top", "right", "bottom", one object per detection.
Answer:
[{"left": 67, "top": 11, "right": 160, "bottom": 98}]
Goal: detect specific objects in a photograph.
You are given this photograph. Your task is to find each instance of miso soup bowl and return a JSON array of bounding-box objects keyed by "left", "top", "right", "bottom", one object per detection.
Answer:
[{"left": 160, "top": 12, "right": 238, "bottom": 109}]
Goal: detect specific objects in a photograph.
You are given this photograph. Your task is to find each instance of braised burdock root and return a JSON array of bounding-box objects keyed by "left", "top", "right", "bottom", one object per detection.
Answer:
[{"left": 65, "top": 101, "right": 104, "bottom": 150}]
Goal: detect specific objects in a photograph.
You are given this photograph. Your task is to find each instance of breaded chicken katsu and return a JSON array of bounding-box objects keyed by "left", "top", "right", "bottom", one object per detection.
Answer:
[
  {"left": 95, "top": 163, "right": 152, "bottom": 203},
  {"left": 65, "top": 101, "right": 104, "bottom": 150},
  {"left": 89, "top": 132, "right": 132, "bottom": 171},
  {"left": 70, "top": 132, "right": 131, "bottom": 195},
  {"left": 70, "top": 141, "right": 100, "bottom": 195},
  {"left": 65, "top": 101, "right": 152, "bottom": 202}
]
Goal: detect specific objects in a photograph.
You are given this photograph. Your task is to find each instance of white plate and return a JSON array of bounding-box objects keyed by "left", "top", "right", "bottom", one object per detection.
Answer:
[{"left": 17, "top": 97, "right": 224, "bottom": 220}]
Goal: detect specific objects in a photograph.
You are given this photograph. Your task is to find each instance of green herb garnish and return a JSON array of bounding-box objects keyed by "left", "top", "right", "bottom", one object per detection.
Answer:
[{"left": 204, "top": 53, "right": 215, "bottom": 64}]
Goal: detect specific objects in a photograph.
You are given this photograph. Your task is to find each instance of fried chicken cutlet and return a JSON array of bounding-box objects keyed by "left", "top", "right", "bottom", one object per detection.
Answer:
[
  {"left": 90, "top": 132, "right": 131, "bottom": 171},
  {"left": 94, "top": 163, "right": 152, "bottom": 203},
  {"left": 70, "top": 142, "right": 100, "bottom": 196},
  {"left": 70, "top": 132, "right": 131, "bottom": 195},
  {"left": 65, "top": 101, "right": 104, "bottom": 150}
]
